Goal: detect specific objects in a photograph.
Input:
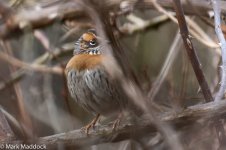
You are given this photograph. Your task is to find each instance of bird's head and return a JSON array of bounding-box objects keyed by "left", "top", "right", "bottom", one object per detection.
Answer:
[{"left": 74, "top": 29, "right": 102, "bottom": 55}]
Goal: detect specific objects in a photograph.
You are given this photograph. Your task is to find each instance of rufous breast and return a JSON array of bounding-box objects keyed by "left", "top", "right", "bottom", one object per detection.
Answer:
[{"left": 65, "top": 54, "right": 103, "bottom": 73}]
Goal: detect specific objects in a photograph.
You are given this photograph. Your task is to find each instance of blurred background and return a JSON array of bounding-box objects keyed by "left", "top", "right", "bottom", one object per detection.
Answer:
[{"left": 0, "top": 0, "right": 223, "bottom": 149}]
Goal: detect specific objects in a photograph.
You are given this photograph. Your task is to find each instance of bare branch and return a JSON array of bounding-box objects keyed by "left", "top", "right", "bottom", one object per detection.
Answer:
[
  {"left": 211, "top": 0, "right": 226, "bottom": 102},
  {"left": 119, "top": 14, "right": 169, "bottom": 34},
  {"left": 173, "top": 0, "right": 213, "bottom": 102},
  {"left": 149, "top": 0, "right": 219, "bottom": 49},
  {"left": 0, "top": 1, "right": 85, "bottom": 39},
  {"left": 1, "top": 0, "right": 226, "bottom": 40},
  {"left": 0, "top": 108, "right": 15, "bottom": 142},
  {"left": 1, "top": 100, "right": 226, "bottom": 148},
  {"left": 173, "top": 0, "right": 226, "bottom": 147},
  {"left": 0, "top": 51, "right": 63, "bottom": 74},
  {"left": 148, "top": 30, "right": 182, "bottom": 100},
  {"left": 0, "top": 44, "right": 73, "bottom": 91}
]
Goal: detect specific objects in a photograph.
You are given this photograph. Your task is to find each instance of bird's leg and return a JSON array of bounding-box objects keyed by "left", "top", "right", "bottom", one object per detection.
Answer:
[
  {"left": 82, "top": 114, "right": 100, "bottom": 134},
  {"left": 112, "top": 113, "right": 123, "bottom": 131}
]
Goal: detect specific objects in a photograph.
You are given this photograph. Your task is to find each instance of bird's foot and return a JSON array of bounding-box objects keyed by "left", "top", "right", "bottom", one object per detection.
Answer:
[{"left": 81, "top": 114, "right": 100, "bottom": 135}]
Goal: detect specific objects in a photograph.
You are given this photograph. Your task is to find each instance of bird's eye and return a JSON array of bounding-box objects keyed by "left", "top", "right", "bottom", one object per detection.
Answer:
[{"left": 89, "top": 40, "right": 96, "bottom": 46}]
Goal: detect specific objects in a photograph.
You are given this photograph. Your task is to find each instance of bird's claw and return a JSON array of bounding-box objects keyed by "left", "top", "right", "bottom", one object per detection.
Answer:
[
  {"left": 112, "top": 113, "right": 122, "bottom": 131},
  {"left": 81, "top": 114, "right": 100, "bottom": 135}
]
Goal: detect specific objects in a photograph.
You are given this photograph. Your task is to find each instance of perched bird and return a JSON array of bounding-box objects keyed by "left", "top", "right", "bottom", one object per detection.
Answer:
[{"left": 65, "top": 29, "right": 131, "bottom": 134}]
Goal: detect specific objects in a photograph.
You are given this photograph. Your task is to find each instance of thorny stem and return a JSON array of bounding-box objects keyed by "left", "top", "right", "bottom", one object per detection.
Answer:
[
  {"left": 211, "top": 0, "right": 226, "bottom": 147},
  {"left": 173, "top": 0, "right": 226, "bottom": 147},
  {"left": 212, "top": 0, "right": 226, "bottom": 102},
  {"left": 172, "top": 0, "right": 213, "bottom": 102}
]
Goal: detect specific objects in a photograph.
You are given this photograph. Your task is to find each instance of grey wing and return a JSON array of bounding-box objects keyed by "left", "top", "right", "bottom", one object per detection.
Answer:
[
  {"left": 84, "top": 68, "right": 127, "bottom": 115},
  {"left": 67, "top": 70, "right": 96, "bottom": 114}
]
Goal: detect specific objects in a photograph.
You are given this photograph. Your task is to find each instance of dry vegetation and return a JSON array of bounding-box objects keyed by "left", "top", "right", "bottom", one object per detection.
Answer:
[{"left": 0, "top": 0, "right": 226, "bottom": 149}]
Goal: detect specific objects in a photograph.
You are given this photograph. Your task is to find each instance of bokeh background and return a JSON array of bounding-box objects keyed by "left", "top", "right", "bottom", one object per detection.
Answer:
[{"left": 0, "top": 0, "right": 224, "bottom": 149}]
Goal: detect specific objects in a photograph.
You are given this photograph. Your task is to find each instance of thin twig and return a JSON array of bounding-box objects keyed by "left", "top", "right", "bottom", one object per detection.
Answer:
[
  {"left": 1, "top": 41, "right": 34, "bottom": 138},
  {"left": 0, "top": 51, "right": 63, "bottom": 74},
  {"left": 33, "top": 30, "right": 51, "bottom": 52},
  {"left": 119, "top": 14, "right": 169, "bottom": 34},
  {"left": 0, "top": 44, "right": 73, "bottom": 91},
  {"left": 0, "top": 0, "right": 85, "bottom": 39},
  {"left": 148, "top": 30, "right": 182, "bottom": 101},
  {"left": 149, "top": 0, "right": 219, "bottom": 49},
  {"left": 0, "top": 107, "right": 23, "bottom": 136},
  {"left": 1, "top": 0, "right": 226, "bottom": 40}
]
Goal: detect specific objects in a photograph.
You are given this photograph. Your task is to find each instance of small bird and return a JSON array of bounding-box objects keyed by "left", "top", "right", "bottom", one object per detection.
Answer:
[{"left": 65, "top": 29, "right": 130, "bottom": 134}]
